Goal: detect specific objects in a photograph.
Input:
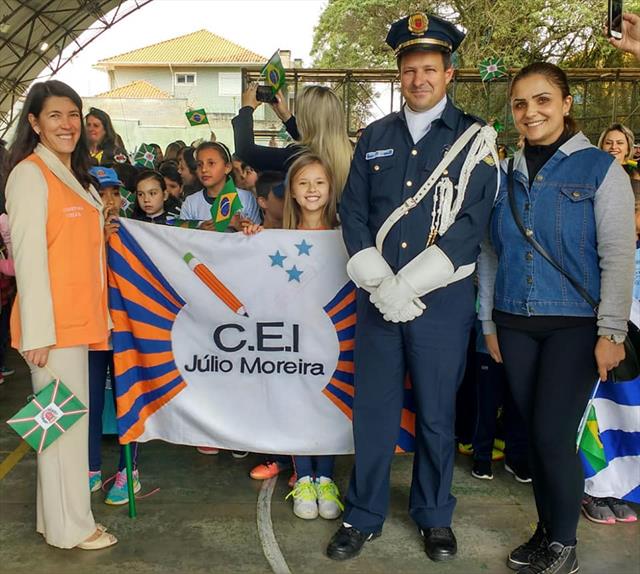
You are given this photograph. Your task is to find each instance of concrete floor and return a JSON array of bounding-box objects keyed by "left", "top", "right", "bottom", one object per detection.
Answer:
[{"left": 1, "top": 351, "right": 638, "bottom": 574}]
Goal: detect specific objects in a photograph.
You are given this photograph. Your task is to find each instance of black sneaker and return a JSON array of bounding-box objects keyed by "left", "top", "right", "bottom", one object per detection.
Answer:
[
  {"left": 326, "top": 524, "right": 381, "bottom": 561},
  {"left": 507, "top": 522, "right": 548, "bottom": 570},
  {"left": 471, "top": 459, "right": 493, "bottom": 480},
  {"left": 505, "top": 459, "right": 532, "bottom": 483},
  {"left": 518, "top": 542, "right": 578, "bottom": 574}
]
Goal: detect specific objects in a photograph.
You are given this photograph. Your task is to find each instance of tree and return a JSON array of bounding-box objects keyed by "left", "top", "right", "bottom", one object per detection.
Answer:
[{"left": 311, "top": 0, "right": 640, "bottom": 68}]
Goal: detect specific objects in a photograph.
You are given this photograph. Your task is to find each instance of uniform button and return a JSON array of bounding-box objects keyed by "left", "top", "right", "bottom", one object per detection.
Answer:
[
  {"left": 571, "top": 191, "right": 580, "bottom": 198},
  {"left": 401, "top": 241, "right": 408, "bottom": 249},
  {"left": 525, "top": 228, "right": 533, "bottom": 237},
  {"left": 527, "top": 276, "right": 533, "bottom": 284},
  {"left": 526, "top": 252, "right": 533, "bottom": 261},
  {"left": 411, "top": 149, "right": 418, "bottom": 156},
  {"left": 406, "top": 180, "right": 413, "bottom": 187},
  {"left": 443, "top": 169, "right": 448, "bottom": 176},
  {"left": 373, "top": 165, "right": 380, "bottom": 171},
  {"left": 535, "top": 175, "right": 544, "bottom": 182}
]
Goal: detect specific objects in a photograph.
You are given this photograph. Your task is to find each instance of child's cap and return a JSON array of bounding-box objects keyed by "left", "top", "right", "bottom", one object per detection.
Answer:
[{"left": 89, "top": 166, "right": 123, "bottom": 189}]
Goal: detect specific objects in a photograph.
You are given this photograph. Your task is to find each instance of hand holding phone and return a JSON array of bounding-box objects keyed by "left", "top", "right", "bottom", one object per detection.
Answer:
[{"left": 608, "top": 0, "right": 624, "bottom": 39}]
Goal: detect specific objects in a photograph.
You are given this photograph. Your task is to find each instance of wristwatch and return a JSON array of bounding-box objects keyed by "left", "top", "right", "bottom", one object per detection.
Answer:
[{"left": 601, "top": 333, "right": 626, "bottom": 345}]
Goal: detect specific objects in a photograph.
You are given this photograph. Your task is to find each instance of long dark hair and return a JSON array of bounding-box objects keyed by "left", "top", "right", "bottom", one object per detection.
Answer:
[
  {"left": 510, "top": 63, "right": 578, "bottom": 136},
  {"left": 8, "top": 80, "right": 92, "bottom": 190},
  {"left": 85, "top": 106, "right": 118, "bottom": 153}
]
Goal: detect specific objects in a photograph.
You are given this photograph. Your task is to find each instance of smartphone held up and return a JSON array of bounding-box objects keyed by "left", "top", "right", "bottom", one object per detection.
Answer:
[
  {"left": 256, "top": 85, "right": 277, "bottom": 104},
  {"left": 608, "top": 0, "right": 623, "bottom": 39}
]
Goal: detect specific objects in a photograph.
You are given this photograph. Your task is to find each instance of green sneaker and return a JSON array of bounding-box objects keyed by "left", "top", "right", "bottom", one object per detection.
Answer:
[
  {"left": 105, "top": 469, "right": 141, "bottom": 506},
  {"left": 315, "top": 477, "right": 344, "bottom": 519},
  {"left": 89, "top": 470, "right": 102, "bottom": 493},
  {"left": 286, "top": 476, "right": 318, "bottom": 519}
]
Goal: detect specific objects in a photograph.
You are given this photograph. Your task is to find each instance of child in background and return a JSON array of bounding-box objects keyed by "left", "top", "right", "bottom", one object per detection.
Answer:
[
  {"left": 87, "top": 166, "right": 141, "bottom": 505},
  {"left": 132, "top": 170, "right": 179, "bottom": 224},
  {"left": 244, "top": 153, "right": 342, "bottom": 520},
  {"left": 231, "top": 153, "right": 259, "bottom": 193},
  {"left": 180, "top": 141, "right": 260, "bottom": 229},
  {"left": 177, "top": 146, "right": 201, "bottom": 197},
  {"left": 181, "top": 141, "right": 258, "bottom": 457},
  {"left": 255, "top": 171, "right": 285, "bottom": 229}
]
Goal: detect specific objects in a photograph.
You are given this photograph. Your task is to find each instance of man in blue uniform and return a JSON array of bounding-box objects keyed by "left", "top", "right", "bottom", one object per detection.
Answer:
[{"left": 326, "top": 12, "right": 499, "bottom": 562}]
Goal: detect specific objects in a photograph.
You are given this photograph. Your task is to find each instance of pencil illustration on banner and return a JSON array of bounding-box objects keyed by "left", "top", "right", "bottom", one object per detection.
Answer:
[{"left": 183, "top": 252, "right": 249, "bottom": 317}]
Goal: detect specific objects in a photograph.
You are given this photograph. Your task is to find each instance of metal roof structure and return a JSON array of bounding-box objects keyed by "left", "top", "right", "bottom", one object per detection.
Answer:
[
  {"left": 0, "top": 0, "right": 153, "bottom": 137},
  {"left": 95, "top": 28, "right": 267, "bottom": 68}
]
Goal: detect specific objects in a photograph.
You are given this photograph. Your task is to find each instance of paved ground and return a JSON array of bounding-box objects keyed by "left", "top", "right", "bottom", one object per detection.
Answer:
[{"left": 1, "top": 351, "right": 638, "bottom": 574}]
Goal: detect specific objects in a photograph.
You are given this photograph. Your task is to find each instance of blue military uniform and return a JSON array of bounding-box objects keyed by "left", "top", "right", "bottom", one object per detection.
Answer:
[{"left": 338, "top": 15, "right": 498, "bottom": 539}]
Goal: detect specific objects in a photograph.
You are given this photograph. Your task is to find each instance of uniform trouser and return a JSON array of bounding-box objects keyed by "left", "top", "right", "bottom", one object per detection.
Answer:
[
  {"left": 343, "top": 278, "right": 475, "bottom": 534},
  {"left": 28, "top": 346, "right": 96, "bottom": 548},
  {"left": 497, "top": 321, "right": 598, "bottom": 546}
]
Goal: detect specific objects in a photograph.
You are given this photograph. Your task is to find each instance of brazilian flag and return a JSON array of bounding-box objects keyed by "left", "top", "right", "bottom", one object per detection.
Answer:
[
  {"left": 186, "top": 108, "right": 209, "bottom": 126},
  {"left": 261, "top": 50, "right": 286, "bottom": 94},
  {"left": 210, "top": 177, "right": 243, "bottom": 232},
  {"left": 578, "top": 405, "right": 608, "bottom": 474}
]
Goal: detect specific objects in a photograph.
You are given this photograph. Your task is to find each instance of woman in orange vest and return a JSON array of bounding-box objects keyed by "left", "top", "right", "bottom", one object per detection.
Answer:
[{"left": 5, "top": 80, "right": 117, "bottom": 550}]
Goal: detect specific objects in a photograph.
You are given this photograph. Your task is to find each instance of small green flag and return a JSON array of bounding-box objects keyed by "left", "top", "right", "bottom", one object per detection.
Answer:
[
  {"left": 119, "top": 186, "right": 136, "bottom": 217},
  {"left": 7, "top": 378, "right": 88, "bottom": 453},
  {"left": 479, "top": 57, "right": 507, "bottom": 82},
  {"left": 210, "top": 177, "right": 243, "bottom": 232},
  {"left": 261, "top": 50, "right": 286, "bottom": 94},
  {"left": 133, "top": 143, "right": 157, "bottom": 169},
  {"left": 578, "top": 405, "right": 608, "bottom": 474},
  {"left": 186, "top": 108, "right": 209, "bottom": 126}
]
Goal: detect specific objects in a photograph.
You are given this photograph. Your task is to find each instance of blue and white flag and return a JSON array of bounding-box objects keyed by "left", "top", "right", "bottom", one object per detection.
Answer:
[{"left": 583, "top": 376, "right": 640, "bottom": 503}]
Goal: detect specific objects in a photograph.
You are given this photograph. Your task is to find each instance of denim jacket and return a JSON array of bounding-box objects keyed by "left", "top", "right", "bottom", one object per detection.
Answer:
[{"left": 478, "top": 132, "right": 635, "bottom": 337}]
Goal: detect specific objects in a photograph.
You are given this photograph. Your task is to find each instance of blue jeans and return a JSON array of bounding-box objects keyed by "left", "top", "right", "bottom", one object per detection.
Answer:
[
  {"left": 88, "top": 350, "right": 138, "bottom": 472},
  {"left": 293, "top": 455, "right": 335, "bottom": 479}
]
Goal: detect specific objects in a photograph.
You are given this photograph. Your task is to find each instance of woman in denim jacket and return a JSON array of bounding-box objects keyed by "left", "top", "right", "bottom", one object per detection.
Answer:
[{"left": 477, "top": 63, "right": 634, "bottom": 574}]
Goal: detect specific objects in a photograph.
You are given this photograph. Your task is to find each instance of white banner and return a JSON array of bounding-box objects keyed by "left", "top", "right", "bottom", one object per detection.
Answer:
[{"left": 108, "top": 219, "right": 361, "bottom": 455}]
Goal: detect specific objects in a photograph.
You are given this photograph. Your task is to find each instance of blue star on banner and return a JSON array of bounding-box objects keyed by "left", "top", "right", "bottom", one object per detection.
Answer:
[
  {"left": 295, "top": 239, "right": 313, "bottom": 256},
  {"left": 286, "top": 265, "right": 303, "bottom": 282},
  {"left": 269, "top": 250, "right": 287, "bottom": 267}
]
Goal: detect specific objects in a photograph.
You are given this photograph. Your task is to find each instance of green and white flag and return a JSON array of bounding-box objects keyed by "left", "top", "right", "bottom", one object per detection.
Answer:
[
  {"left": 133, "top": 144, "right": 157, "bottom": 169},
  {"left": 479, "top": 57, "right": 507, "bottom": 82}
]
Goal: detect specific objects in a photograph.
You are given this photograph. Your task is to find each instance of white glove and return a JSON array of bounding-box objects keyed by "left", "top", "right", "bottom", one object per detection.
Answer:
[
  {"left": 346, "top": 246, "right": 393, "bottom": 293},
  {"left": 398, "top": 244, "right": 473, "bottom": 297},
  {"left": 370, "top": 274, "right": 426, "bottom": 322}
]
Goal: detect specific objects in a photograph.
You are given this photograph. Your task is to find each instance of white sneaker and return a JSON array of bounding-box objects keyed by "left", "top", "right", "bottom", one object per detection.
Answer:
[
  {"left": 315, "top": 477, "right": 344, "bottom": 519},
  {"left": 286, "top": 476, "right": 318, "bottom": 520}
]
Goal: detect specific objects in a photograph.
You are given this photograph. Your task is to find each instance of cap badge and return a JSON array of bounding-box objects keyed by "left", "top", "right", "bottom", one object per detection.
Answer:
[{"left": 408, "top": 12, "right": 428, "bottom": 36}]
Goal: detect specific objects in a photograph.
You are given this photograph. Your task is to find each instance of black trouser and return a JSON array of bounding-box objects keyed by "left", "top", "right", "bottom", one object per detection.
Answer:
[
  {"left": 498, "top": 321, "right": 598, "bottom": 546},
  {"left": 472, "top": 352, "right": 528, "bottom": 463}
]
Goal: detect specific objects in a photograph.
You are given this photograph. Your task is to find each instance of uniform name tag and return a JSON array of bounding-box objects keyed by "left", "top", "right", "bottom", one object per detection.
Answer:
[{"left": 365, "top": 149, "right": 394, "bottom": 160}]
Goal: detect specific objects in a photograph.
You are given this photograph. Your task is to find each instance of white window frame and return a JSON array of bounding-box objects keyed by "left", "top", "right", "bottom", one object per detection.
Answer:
[
  {"left": 218, "top": 72, "right": 241, "bottom": 97},
  {"left": 175, "top": 72, "right": 197, "bottom": 86}
]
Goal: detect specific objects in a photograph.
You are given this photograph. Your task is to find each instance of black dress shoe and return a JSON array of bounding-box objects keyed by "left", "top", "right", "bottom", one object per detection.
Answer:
[
  {"left": 421, "top": 527, "right": 457, "bottom": 561},
  {"left": 326, "top": 525, "right": 381, "bottom": 561}
]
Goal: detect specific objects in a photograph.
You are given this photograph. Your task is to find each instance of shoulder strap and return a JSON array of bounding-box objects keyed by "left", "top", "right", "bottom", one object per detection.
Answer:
[
  {"left": 506, "top": 158, "right": 598, "bottom": 311},
  {"left": 375, "top": 122, "right": 483, "bottom": 252}
]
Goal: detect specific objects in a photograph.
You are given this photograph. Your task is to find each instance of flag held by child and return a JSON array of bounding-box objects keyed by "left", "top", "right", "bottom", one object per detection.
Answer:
[
  {"left": 186, "top": 108, "right": 209, "bottom": 126},
  {"left": 479, "top": 57, "right": 507, "bottom": 82},
  {"left": 133, "top": 144, "right": 157, "bottom": 169},
  {"left": 210, "top": 178, "right": 243, "bottom": 231},
  {"left": 261, "top": 50, "right": 286, "bottom": 94}
]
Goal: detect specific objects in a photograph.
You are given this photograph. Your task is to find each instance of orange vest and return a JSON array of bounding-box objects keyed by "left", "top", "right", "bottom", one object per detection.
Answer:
[{"left": 11, "top": 154, "right": 109, "bottom": 349}]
